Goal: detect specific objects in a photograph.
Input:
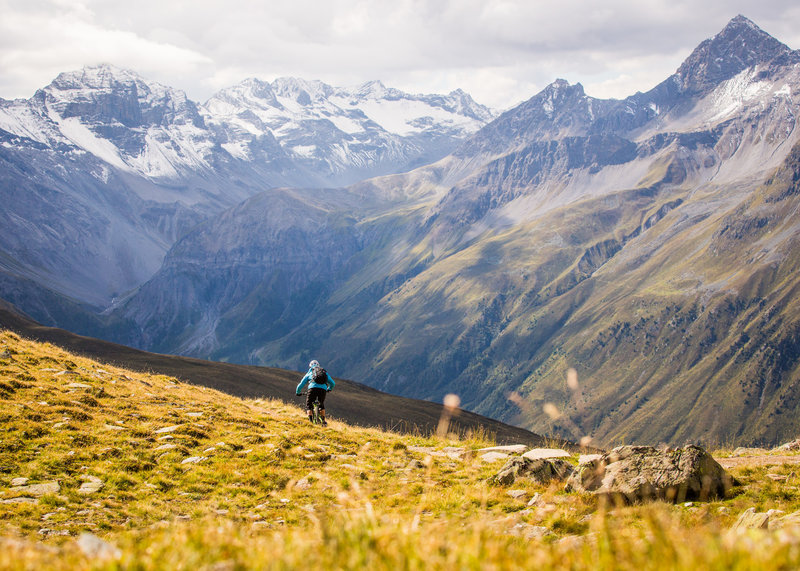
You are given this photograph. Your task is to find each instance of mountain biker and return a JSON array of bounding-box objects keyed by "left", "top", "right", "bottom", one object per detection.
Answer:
[{"left": 295, "top": 359, "right": 335, "bottom": 426}]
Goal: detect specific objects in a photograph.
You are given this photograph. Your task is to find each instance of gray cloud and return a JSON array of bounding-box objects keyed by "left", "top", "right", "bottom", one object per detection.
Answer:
[{"left": 1, "top": 0, "right": 798, "bottom": 109}]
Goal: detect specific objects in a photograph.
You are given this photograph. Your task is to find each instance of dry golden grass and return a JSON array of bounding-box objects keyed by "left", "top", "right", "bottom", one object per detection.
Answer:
[{"left": 1, "top": 329, "right": 800, "bottom": 569}]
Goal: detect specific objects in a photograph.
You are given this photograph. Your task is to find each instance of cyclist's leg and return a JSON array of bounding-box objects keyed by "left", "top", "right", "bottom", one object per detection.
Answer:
[
  {"left": 309, "top": 388, "right": 327, "bottom": 425},
  {"left": 305, "top": 391, "right": 314, "bottom": 422}
]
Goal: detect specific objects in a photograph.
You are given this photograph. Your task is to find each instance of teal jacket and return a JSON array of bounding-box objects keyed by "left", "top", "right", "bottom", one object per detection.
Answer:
[{"left": 296, "top": 368, "right": 335, "bottom": 394}]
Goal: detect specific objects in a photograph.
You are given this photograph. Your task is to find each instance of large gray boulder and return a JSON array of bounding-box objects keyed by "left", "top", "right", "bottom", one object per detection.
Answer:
[
  {"left": 490, "top": 457, "right": 574, "bottom": 486},
  {"left": 565, "top": 445, "right": 733, "bottom": 503}
]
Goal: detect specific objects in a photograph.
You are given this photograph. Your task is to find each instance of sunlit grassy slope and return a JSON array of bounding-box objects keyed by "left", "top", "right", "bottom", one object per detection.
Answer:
[{"left": 2, "top": 330, "right": 800, "bottom": 569}]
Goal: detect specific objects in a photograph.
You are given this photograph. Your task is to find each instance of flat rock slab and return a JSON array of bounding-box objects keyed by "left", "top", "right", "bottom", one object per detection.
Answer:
[
  {"left": 10, "top": 478, "right": 29, "bottom": 487},
  {"left": 2, "top": 498, "right": 38, "bottom": 504},
  {"left": 10, "top": 482, "right": 60, "bottom": 496},
  {"left": 154, "top": 425, "right": 183, "bottom": 434},
  {"left": 478, "top": 445, "right": 528, "bottom": 454},
  {"left": 76, "top": 533, "right": 121, "bottom": 561},
  {"left": 733, "top": 508, "right": 770, "bottom": 530},
  {"left": 78, "top": 477, "right": 104, "bottom": 495},
  {"left": 181, "top": 456, "right": 207, "bottom": 465},
  {"left": 154, "top": 444, "right": 178, "bottom": 451},
  {"left": 579, "top": 454, "right": 602, "bottom": 464},
  {"left": 522, "top": 448, "right": 572, "bottom": 460},
  {"left": 66, "top": 383, "right": 91, "bottom": 389},
  {"left": 480, "top": 452, "right": 510, "bottom": 463}
]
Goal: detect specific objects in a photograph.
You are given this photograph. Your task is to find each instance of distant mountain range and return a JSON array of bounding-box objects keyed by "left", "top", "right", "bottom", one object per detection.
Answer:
[
  {"left": 0, "top": 67, "right": 494, "bottom": 309},
  {"left": 3, "top": 15, "right": 800, "bottom": 447}
]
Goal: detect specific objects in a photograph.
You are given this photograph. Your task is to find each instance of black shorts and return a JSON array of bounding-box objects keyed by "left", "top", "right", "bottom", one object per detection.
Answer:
[{"left": 306, "top": 387, "right": 327, "bottom": 411}]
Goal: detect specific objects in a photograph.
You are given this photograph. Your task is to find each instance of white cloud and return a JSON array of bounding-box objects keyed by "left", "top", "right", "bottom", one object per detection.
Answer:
[{"left": 0, "top": 0, "right": 798, "bottom": 108}]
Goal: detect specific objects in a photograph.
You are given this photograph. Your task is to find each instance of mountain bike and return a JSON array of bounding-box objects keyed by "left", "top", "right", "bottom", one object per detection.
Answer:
[{"left": 298, "top": 392, "right": 325, "bottom": 425}]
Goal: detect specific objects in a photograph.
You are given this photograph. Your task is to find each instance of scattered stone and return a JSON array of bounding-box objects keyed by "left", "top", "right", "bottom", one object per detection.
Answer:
[
  {"left": 566, "top": 445, "right": 733, "bottom": 504},
  {"left": 38, "top": 529, "right": 70, "bottom": 538},
  {"left": 66, "top": 383, "right": 91, "bottom": 389},
  {"left": 480, "top": 452, "right": 510, "bottom": 463},
  {"left": 490, "top": 457, "right": 574, "bottom": 486},
  {"left": 104, "top": 424, "right": 127, "bottom": 431},
  {"left": 181, "top": 456, "right": 206, "bottom": 465},
  {"left": 10, "top": 477, "right": 29, "bottom": 487},
  {"left": 733, "top": 508, "right": 770, "bottom": 530},
  {"left": 214, "top": 509, "right": 229, "bottom": 515},
  {"left": 78, "top": 476, "right": 104, "bottom": 495},
  {"left": 252, "top": 522, "right": 269, "bottom": 529},
  {"left": 776, "top": 439, "right": 800, "bottom": 452},
  {"left": 2, "top": 498, "right": 38, "bottom": 504},
  {"left": 578, "top": 454, "right": 602, "bottom": 465},
  {"left": 153, "top": 443, "right": 177, "bottom": 452},
  {"left": 478, "top": 445, "right": 528, "bottom": 455},
  {"left": 522, "top": 448, "right": 572, "bottom": 461},
  {"left": 10, "top": 481, "right": 60, "bottom": 496},
  {"left": 76, "top": 533, "right": 121, "bottom": 561},
  {"left": 717, "top": 507, "right": 731, "bottom": 515},
  {"left": 527, "top": 492, "right": 543, "bottom": 507},
  {"left": 186, "top": 412, "right": 203, "bottom": 418},
  {"left": 154, "top": 425, "right": 182, "bottom": 434},
  {"left": 0, "top": 349, "right": 12, "bottom": 360},
  {"left": 731, "top": 447, "right": 769, "bottom": 457},
  {"left": 767, "top": 474, "right": 789, "bottom": 481},
  {"left": 771, "top": 510, "right": 800, "bottom": 530},
  {"left": 507, "top": 489, "right": 527, "bottom": 499},
  {"left": 511, "top": 523, "right": 551, "bottom": 540},
  {"left": 295, "top": 478, "right": 312, "bottom": 491},
  {"left": 54, "top": 370, "right": 79, "bottom": 377},
  {"left": 406, "top": 459, "right": 425, "bottom": 471},
  {"left": 157, "top": 435, "right": 175, "bottom": 441},
  {"left": 203, "top": 447, "right": 217, "bottom": 454}
]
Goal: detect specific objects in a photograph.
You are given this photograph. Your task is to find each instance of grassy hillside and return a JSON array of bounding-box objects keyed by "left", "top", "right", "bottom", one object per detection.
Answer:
[
  {"left": 0, "top": 300, "right": 554, "bottom": 447},
  {"left": 2, "top": 330, "right": 800, "bottom": 569}
]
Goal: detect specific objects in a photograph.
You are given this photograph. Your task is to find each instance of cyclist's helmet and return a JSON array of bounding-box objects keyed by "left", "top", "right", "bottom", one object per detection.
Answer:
[{"left": 309, "top": 360, "right": 320, "bottom": 370}]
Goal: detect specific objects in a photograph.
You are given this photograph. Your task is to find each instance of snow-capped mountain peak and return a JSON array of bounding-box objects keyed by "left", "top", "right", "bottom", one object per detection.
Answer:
[{"left": 201, "top": 76, "right": 497, "bottom": 185}]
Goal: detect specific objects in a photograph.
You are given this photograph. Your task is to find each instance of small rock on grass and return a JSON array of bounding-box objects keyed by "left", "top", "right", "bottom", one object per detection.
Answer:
[
  {"left": 732, "top": 507, "right": 770, "bottom": 530},
  {"left": 10, "top": 481, "right": 60, "bottom": 496},
  {"left": 522, "top": 448, "right": 572, "bottom": 461},
  {"left": 478, "top": 445, "right": 528, "bottom": 454},
  {"left": 507, "top": 489, "right": 527, "bottom": 499},
  {"left": 10, "top": 478, "right": 29, "bottom": 487},
  {"left": 76, "top": 533, "right": 121, "bottom": 561},
  {"left": 78, "top": 476, "right": 104, "bottom": 495},
  {"left": 480, "top": 452, "right": 510, "bottom": 463}
]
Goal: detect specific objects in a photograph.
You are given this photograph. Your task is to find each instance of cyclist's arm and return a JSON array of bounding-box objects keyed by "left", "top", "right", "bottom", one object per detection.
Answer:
[
  {"left": 325, "top": 373, "right": 335, "bottom": 391},
  {"left": 296, "top": 371, "right": 311, "bottom": 394}
]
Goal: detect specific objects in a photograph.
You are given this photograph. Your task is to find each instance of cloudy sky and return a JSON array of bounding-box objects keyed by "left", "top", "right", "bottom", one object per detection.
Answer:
[{"left": 1, "top": 0, "right": 799, "bottom": 110}]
